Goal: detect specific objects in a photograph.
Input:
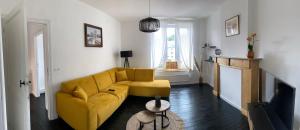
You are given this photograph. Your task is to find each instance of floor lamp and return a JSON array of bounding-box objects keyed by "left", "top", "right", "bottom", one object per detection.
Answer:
[{"left": 120, "top": 50, "right": 133, "bottom": 68}]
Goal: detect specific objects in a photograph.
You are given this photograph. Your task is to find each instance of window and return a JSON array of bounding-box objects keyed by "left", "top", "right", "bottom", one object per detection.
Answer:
[
  {"left": 167, "top": 28, "right": 175, "bottom": 61},
  {"left": 151, "top": 21, "right": 193, "bottom": 70}
]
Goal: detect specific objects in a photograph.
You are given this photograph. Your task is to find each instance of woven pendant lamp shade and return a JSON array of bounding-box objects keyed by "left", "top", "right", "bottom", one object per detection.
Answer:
[
  {"left": 139, "top": 17, "right": 160, "bottom": 33},
  {"left": 139, "top": 0, "right": 160, "bottom": 33}
]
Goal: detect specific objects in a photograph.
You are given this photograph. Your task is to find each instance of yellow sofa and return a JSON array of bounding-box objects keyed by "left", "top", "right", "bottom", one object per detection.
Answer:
[{"left": 56, "top": 68, "right": 170, "bottom": 130}]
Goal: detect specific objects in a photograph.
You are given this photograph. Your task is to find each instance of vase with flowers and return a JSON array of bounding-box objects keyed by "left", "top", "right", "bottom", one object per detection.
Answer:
[{"left": 247, "top": 33, "right": 256, "bottom": 59}]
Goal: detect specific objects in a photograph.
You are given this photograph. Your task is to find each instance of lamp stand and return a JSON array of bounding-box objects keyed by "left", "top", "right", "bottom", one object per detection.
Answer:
[{"left": 124, "top": 57, "right": 130, "bottom": 68}]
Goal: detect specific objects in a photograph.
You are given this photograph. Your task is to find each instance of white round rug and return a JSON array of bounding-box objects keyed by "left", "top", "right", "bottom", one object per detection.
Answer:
[{"left": 126, "top": 111, "right": 185, "bottom": 130}]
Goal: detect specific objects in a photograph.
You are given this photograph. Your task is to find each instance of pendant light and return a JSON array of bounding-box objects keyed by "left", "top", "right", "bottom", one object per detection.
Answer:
[{"left": 139, "top": 0, "right": 160, "bottom": 33}]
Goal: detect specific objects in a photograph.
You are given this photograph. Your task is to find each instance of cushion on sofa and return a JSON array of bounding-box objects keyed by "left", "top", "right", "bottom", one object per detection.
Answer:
[
  {"left": 93, "top": 71, "right": 113, "bottom": 91},
  {"left": 87, "top": 93, "right": 119, "bottom": 126},
  {"left": 134, "top": 69, "right": 154, "bottom": 81},
  {"left": 72, "top": 86, "right": 88, "bottom": 102},
  {"left": 116, "top": 70, "right": 128, "bottom": 82},
  {"left": 61, "top": 76, "right": 98, "bottom": 97},
  {"left": 117, "top": 68, "right": 135, "bottom": 81},
  {"left": 99, "top": 84, "right": 129, "bottom": 103}
]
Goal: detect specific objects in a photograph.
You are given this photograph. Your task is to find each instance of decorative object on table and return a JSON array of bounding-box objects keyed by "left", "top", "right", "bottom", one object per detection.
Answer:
[
  {"left": 139, "top": 0, "right": 160, "bottom": 33},
  {"left": 225, "top": 15, "right": 240, "bottom": 37},
  {"left": 146, "top": 100, "right": 170, "bottom": 128},
  {"left": 155, "top": 96, "right": 161, "bottom": 108},
  {"left": 120, "top": 50, "right": 133, "bottom": 68},
  {"left": 215, "top": 49, "right": 222, "bottom": 56},
  {"left": 126, "top": 111, "right": 184, "bottom": 130},
  {"left": 84, "top": 23, "right": 103, "bottom": 47},
  {"left": 247, "top": 33, "right": 256, "bottom": 59}
]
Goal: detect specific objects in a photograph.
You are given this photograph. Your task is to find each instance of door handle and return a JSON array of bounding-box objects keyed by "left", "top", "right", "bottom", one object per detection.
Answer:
[{"left": 19, "top": 80, "right": 32, "bottom": 88}]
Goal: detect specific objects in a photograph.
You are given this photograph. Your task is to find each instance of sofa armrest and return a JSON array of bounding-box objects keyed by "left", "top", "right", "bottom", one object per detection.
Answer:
[
  {"left": 134, "top": 68, "right": 155, "bottom": 81},
  {"left": 56, "top": 92, "right": 97, "bottom": 130}
]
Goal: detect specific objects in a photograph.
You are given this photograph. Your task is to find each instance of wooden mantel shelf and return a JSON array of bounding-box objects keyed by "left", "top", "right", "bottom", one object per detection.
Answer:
[{"left": 213, "top": 57, "right": 261, "bottom": 116}]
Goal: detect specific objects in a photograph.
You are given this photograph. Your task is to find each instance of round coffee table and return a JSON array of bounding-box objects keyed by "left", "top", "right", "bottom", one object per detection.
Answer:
[
  {"left": 146, "top": 100, "right": 170, "bottom": 128},
  {"left": 136, "top": 110, "right": 156, "bottom": 130}
]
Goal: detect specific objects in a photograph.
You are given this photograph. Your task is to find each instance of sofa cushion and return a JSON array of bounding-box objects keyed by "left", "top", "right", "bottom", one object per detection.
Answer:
[
  {"left": 107, "top": 68, "right": 117, "bottom": 83},
  {"left": 93, "top": 71, "right": 113, "bottom": 91},
  {"left": 72, "top": 86, "right": 88, "bottom": 102},
  {"left": 117, "top": 68, "right": 135, "bottom": 81},
  {"left": 88, "top": 93, "right": 119, "bottom": 126},
  {"left": 134, "top": 69, "right": 154, "bottom": 81},
  {"left": 100, "top": 84, "right": 129, "bottom": 103},
  {"left": 116, "top": 70, "right": 128, "bottom": 82},
  {"left": 115, "top": 81, "right": 132, "bottom": 86},
  {"left": 61, "top": 76, "right": 98, "bottom": 97},
  {"left": 129, "top": 80, "right": 170, "bottom": 97}
]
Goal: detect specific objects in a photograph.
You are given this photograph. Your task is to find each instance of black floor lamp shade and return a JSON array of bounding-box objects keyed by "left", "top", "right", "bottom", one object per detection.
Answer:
[
  {"left": 120, "top": 51, "right": 133, "bottom": 68},
  {"left": 120, "top": 51, "right": 133, "bottom": 58},
  {"left": 139, "top": 17, "right": 160, "bottom": 33}
]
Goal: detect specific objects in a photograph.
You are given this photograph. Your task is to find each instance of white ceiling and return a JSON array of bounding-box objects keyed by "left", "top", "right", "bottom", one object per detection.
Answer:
[{"left": 81, "top": 0, "right": 226, "bottom": 21}]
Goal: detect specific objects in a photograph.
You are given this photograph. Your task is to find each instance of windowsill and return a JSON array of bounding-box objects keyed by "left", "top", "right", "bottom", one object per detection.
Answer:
[{"left": 156, "top": 68, "right": 190, "bottom": 72}]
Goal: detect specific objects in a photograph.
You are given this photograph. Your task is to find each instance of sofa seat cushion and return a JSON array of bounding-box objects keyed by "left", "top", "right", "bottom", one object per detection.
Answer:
[
  {"left": 87, "top": 93, "right": 119, "bottom": 126},
  {"left": 115, "top": 81, "right": 132, "bottom": 86},
  {"left": 100, "top": 84, "right": 129, "bottom": 103},
  {"left": 129, "top": 80, "right": 170, "bottom": 97}
]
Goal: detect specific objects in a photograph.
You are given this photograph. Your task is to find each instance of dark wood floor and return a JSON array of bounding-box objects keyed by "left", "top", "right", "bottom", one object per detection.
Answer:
[{"left": 30, "top": 84, "right": 249, "bottom": 130}]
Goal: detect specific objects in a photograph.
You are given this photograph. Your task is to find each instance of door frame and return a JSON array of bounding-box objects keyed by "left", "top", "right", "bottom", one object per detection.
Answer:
[
  {"left": 0, "top": 10, "right": 8, "bottom": 130},
  {"left": 27, "top": 19, "right": 54, "bottom": 120}
]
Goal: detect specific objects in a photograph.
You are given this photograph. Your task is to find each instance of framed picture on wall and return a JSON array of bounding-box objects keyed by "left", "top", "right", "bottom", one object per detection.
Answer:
[
  {"left": 84, "top": 23, "right": 103, "bottom": 47},
  {"left": 225, "top": 15, "right": 240, "bottom": 37}
]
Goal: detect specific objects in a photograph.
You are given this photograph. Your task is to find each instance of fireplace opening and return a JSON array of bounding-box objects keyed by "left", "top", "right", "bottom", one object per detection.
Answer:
[
  {"left": 268, "top": 79, "right": 296, "bottom": 130},
  {"left": 248, "top": 71, "right": 296, "bottom": 130}
]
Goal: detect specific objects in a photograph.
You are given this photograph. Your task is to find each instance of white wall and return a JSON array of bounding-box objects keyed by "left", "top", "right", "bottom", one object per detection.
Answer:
[
  {"left": 121, "top": 20, "right": 152, "bottom": 67},
  {"left": 252, "top": 0, "right": 300, "bottom": 129},
  {"left": 203, "top": 0, "right": 249, "bottom": 87},
  {"left": 121, "top": 19, "right": 206, "bottom": 84},
  {"left": 25, "top": 0, "right": 121, "bottom": 119},
  {"left": 203, "top": 11, "right": 222, "bottom": 86},
  {"left": 205, "top": 0, "right": 300, "bottom": 129},
  {"left": 219, "top": 0, "right": 248, "bottom": 58},
  {"left": 0, "top": 0, "right": 21, "bottom": 15}
]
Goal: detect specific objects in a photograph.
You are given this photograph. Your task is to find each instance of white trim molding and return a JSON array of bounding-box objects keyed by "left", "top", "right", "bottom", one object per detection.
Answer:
[
  {"left": 0, "top": 10, "right": 8, "bottom": 130},
  {"left": 27, "top": 19, "right": 54, "bottom": 120}
]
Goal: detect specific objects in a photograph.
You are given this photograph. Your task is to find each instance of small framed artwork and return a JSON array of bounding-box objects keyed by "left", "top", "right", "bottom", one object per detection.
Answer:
[
  {"left": 84, "top": 23, "right": 103, "bottom": 47},
  {"left": 225, "top": 15, "right": 240, "bottom": 37}
]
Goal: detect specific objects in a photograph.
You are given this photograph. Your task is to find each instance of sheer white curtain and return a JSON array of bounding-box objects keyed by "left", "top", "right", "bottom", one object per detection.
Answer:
[
  {"left": 151, "top": 20, "right": 194, "bottom": 70},
  {"left": 175, "top": 22, "right": 194, "bottom": 70},
  {"left": 151, "top": 22, "right": 167, "bottom": 68}
]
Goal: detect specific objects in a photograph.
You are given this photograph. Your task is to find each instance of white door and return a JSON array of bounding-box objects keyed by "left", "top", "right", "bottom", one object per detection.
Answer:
[{"left": 2, "top": 3, "right": 31, "bottom": 130}]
